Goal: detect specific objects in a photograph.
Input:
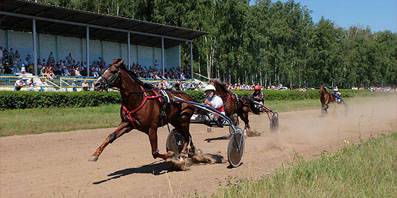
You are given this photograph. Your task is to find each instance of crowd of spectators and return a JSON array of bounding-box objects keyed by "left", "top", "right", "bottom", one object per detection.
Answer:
[
  {"left": 131, "top": 63, "right": 188, "bottom": 80},
  {"left": 0, "top": 46, "right": 189, "bottom": 81}
]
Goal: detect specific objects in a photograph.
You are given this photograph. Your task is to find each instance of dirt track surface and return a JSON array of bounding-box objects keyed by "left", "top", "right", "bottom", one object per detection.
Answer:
[{"left": 1, "top": 96, "right": 396, "bottom": 198}]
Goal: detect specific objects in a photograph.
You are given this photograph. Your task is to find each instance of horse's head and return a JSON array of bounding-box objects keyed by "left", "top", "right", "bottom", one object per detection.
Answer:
[
  {"left": 319, "top": 84, "right": 328, "bottom": 94},
  {"left": 94, "top": 58, "right": 123, "bottom": 91},
  {"left": 210, "top": 79, "right": 229, "bottom": 97}
]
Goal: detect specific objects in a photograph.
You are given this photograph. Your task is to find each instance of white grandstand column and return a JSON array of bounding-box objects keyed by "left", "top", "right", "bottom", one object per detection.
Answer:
[
  {"left": 32, "top": 19, "right": 38, "bottom": 75},
  {"left": 190, "top": 41, "right": 193, "bottom": 79},
  {"left": 161, "top": 37, "right": 165, "bottom": 76},
  {"left": 86, "top": 26, "right": 90, "bottom": 76},
  {"left": 127, "top": 32, "right": 131, "bottom": 69}
]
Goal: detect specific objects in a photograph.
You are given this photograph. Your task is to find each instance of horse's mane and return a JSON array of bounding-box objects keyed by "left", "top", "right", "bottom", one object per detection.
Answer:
[
  {"left": 121, "top": 64, "right": 154, "bottom": 89},
  {"left": 319, "top": 84, "right": 327, "bottom": 92},
  {"left": 211, "top": 79, "right": 230, "bottom": 96}
]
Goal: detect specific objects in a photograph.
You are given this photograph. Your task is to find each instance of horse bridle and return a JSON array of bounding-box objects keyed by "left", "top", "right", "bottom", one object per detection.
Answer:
[
  {"left": 97, "top": 67, "right": 152, "bottom": 96},
  {"left": 98, "top": 67, "right": 120, "bottom": 89}
]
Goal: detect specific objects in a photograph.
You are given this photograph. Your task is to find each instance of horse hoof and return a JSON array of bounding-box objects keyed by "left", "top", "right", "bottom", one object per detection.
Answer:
[{"left": 88, "top": 155, "right": 98, "bottom": 162}]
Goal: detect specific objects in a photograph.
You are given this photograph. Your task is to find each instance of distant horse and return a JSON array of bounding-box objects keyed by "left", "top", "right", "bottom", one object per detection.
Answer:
[
  {"left": 320, "top": 84, "right": 347, "bottom": 114},
  {"left": 90, "top": 58, "right": 196, "bottom": 161}
]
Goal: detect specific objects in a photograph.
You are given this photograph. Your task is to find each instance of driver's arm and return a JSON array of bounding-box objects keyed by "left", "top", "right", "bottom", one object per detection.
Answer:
[{"left": 204, "top": 99, "right": 211, "bottom": 105}]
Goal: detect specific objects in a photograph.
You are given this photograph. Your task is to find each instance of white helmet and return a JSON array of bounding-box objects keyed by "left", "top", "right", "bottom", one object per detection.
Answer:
[{"left": 203, "top": 84, "right": 216, "bottom": 92}]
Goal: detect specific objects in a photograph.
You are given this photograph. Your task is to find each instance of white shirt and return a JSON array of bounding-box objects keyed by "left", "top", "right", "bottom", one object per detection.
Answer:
[{"left": 207, "top": 95, "right": 224, "bottom": 109}]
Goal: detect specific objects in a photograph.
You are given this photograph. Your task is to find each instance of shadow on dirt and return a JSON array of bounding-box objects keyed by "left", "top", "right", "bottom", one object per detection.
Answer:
[
  {"left": 204, "top": 135, "right": 230, "bottom": 142},
  {"left": 93, "top": 154, "right": 225, "bottom": 185},
  {"left": 93, "top": 161, "right": 178, "bottom": 184}
]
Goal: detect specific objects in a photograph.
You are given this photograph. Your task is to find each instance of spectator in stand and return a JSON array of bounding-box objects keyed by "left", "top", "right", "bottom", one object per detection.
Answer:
[
  {"left": 14, "top": 50, "right": 21, "bottom": 64},
  {"left": 0, "top": 46, "right": 3, "bottom": 63},
  {"left": 48, "top": 51, "right": 55, "bottom": 65},
  {"left": 8, "top": 48, "right": 15, "bottom": 64},
  {"left": 43, "top": 66, "right": 55, "bottom": 80},
  {"left": 66, "top": 53, "right": 73, "bottom": 66},
  {"left": 74, "top": 67, "right": 81, "bottom": 77},
  {"left": 25, "top": 54, "right": 32, "bottom": 66}
]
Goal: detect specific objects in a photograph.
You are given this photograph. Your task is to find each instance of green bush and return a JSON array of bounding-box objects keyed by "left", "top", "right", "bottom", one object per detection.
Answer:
[
  {"left": 0, "top": 91, "right": 120, "bottom": 110},
  {"left": 0, "top": 89, "right": 376, "bottom": 110}
]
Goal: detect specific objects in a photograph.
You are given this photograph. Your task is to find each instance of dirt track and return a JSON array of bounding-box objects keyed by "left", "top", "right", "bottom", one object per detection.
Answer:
[{"left": 1, "top": 96, "right": 396, "bottom": 198}]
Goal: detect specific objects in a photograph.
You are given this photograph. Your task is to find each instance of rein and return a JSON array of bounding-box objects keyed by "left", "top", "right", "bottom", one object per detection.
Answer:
[{"left": 99, "top": 66, "right": 164, "bottom": 128}]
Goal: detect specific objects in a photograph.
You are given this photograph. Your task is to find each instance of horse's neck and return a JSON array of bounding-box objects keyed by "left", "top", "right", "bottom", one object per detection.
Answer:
[
  {"left": 214, "top": 84, "right": 229, "bottom": 97},
  {"left": 119, "top": 70, "right": 144, "bottom": 107}
]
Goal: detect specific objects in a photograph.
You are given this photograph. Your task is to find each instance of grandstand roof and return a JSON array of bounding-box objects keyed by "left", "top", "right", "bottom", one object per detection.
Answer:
[{"left": 0, "top": 0, "right": 206, "bottom": 48}]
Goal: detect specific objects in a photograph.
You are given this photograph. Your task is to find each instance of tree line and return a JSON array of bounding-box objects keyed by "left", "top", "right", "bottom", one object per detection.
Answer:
[{"left": 38, "top": 0, "right": 397, "bottom": 88}]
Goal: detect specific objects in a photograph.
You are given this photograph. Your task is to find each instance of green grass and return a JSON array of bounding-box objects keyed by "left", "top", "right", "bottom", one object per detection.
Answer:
[
  {"left": 0, "top": 99, "right": 323, "bottom": 136},
  {"left": 213, "top": 132, "right": 397, "bottom": 198},
  {"left": 0, "top": 96, "right": 376, "bottom": 136},
  {"left": 0, "top": 104, "right": 120, "bottom": 136},
  {"left": 266, "top": 99, "right": 320, "bottom": 112}
]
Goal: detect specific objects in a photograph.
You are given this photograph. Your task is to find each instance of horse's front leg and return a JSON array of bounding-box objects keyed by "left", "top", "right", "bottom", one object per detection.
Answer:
[
  {"left": 238, "top": 111, "right": 250, "bottom": 136},
  {"left": 89, "top": 122, "right": 132, "bottom": 161}
]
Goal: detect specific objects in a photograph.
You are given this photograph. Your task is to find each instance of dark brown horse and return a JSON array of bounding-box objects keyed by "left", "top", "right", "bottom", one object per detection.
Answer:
[
  {"left": 320, "top": 84, "right": 346, "bottom": 114},
  {"left": 210, "top": 80, "right": 252, "bottom": 131},
  {"left": 89, "top": 58, "right": 195, "bottom": 161},
  {"left": 211, "top": 80, "right": 279, "bottom": 131}
]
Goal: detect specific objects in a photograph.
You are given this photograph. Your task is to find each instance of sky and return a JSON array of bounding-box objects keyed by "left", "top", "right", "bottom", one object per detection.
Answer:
[{"left": 255, "top": 0, "right": 397, "bottom": 32}]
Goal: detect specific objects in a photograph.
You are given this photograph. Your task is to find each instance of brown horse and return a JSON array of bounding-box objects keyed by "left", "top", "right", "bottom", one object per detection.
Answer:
[
  {"left": 211, "top": 80, "right": 279, "bottom": 131},
  {"left": 210, "top": 80, "right": 252, "bottom": 131},
  {"left": 89, "top": 58, "right": 195, "bottom": 161},
  {"left": 320, "top": 84, "right": 346, "bottom": 114}
]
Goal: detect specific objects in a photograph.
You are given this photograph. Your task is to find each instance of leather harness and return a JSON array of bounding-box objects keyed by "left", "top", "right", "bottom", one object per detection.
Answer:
[{"left": 121, "top": 85, "right": 164, "bottom": 128}]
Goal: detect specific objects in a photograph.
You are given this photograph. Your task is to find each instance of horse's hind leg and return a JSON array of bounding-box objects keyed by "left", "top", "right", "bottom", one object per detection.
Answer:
[{"left": 89, "top": 122, "right": 132, "bottom": 161}]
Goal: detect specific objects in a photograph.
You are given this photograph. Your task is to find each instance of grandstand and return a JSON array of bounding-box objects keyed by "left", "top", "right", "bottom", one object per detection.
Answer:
[{"left": 0, "top": 0, "right": 205, "bottom": 90}]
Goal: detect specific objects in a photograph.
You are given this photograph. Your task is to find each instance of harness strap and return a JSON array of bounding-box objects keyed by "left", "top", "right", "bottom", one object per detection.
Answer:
[{"left": 122, "top": 86, "right": 163, "bottom": 127}]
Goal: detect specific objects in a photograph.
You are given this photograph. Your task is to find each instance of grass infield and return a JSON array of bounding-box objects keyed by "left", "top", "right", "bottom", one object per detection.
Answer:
[
  {"left": 213, "top": 132, "right": 397, "bottom": 198},
  {"left": 0, "top": 97, "right": 365, "bottom": 136}
]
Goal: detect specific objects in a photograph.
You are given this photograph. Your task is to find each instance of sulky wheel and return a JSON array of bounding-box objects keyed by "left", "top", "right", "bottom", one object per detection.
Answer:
[
  {"left": 270, "top": 112, "right": 279, "bottom": 131},
  {"left": 166, "top": 129, "right": 188, "bottom": 158},
  {"left": 227, "top": 127, "right": 245, "bottom": 168}
]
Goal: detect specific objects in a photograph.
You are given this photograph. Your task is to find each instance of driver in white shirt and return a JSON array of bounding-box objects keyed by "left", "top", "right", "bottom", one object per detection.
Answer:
[
  {"left": 203, "top": 85, "right": 226, "bottom": 126},
  {"left": 203, "top": 85, "right": 225, "bottom": 114}
]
